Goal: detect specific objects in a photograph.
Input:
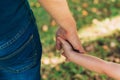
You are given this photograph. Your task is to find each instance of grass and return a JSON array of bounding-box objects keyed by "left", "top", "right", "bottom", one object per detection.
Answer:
[{"left": 28, "top": 0, "right": 120, "bottom": 80}]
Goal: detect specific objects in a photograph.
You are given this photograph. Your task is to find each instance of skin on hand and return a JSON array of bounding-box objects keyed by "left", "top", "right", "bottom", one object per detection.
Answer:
[
  {"left": 38, "top": 0, "right": 85, "bottom": 53},
  {"left": 59, "top": 37, "right": 120, "bottom": 80},
  {"left": 37, "top": 1, "right": 120, "bottom": 79},
  {"left": 56, "top": 27, "right": 85, "bottom": 53},
  {"left": 58, "top": 37, "right": 75, "bottom": 60}
]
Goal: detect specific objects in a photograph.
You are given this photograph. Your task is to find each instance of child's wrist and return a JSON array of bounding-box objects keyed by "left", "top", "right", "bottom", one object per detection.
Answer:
[{"left": 68, "top": 51, "right": 79, "bottom": 61}]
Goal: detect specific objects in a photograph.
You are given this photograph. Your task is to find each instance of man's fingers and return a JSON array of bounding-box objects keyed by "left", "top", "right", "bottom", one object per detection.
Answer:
[
  {"left": 68, "top": 36, "right": 85, "bottom": 53},
  {"left": 56, "top": 39, "right": 62, "bottom": 50}
]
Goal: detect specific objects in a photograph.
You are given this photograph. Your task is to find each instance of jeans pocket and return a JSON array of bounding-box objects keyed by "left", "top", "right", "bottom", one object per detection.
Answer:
[{"left": 0, "top": 33, "right": 40, "bottom": 73}]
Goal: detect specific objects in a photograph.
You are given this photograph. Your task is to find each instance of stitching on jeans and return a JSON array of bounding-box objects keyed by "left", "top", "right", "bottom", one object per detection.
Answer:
[
  {"left": 0, "top": 35, "right": 39, "bottom": 73},
  {"left": 6, "top": 50, "right": 38, "bottom": 73},
  {"left": 0, "top": 0, "right": 35, "bottom": 50},
  {"left": 0, "top": 21, "right": 31, "bottom": 49},
  {"left": 0, "top": 51, "right": 38, "bottom": 73},
  {"left": 0, "top": 0, "right": 39, "bottom": 73},
  {"left": 0, "top": 34, "right": 33, "bottom": 60}
]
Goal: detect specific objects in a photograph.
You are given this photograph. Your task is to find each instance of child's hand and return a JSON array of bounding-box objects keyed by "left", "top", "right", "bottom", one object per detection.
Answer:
[{"left": 58, "top": 37, "right": 75, "bottom": 61}]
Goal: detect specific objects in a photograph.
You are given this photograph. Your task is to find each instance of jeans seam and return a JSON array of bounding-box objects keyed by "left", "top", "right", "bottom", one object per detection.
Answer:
[
  {"left": 0, "top": 38, "right": 38, "bottom": 73},
  {"left": 0, "top": 50, "right": 38, "bottom": 73},
  {"left": 0, "top": 20, "right": 32, "bottom": 50},
  {"left": 5, "top": 50, "right": 37, "bottom": 73},
  {"left": 0, "top": 34, "right": 33, "bottom": 60}
]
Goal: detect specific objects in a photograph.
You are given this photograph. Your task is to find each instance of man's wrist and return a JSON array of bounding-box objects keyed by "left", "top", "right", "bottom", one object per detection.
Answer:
[{"left": 59, "top": 17, "right": 77, "bottom": 32}]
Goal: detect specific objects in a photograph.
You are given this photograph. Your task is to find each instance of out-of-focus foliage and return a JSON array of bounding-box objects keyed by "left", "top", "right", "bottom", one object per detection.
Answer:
[{"left": 28, "top": 0, "right": 120, "bottom": 80}]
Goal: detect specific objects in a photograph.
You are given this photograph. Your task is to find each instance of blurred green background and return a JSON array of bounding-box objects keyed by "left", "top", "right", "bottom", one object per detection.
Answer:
[{"left": 28, "top": 0, "right": 120, "bottom": 80}]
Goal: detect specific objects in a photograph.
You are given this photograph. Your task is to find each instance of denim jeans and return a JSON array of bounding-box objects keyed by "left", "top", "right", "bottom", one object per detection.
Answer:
[{"left": 0, "top": 21, "right": 42, "bottom": 80}]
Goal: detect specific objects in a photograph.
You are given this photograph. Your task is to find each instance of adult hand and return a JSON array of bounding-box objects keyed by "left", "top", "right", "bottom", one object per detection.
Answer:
[{"left": 56, "top": 27, "right": 85, "bottom": 53}]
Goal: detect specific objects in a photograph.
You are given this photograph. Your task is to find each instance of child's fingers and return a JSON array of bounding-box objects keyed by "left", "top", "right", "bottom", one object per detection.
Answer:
[
  {"left": 62, "top": 52, "right": 65, "bottom": 56},
  {"left": 66, "top": 58, "right": 70, "bottom": 62},
  {"left": 62, "top": 52, "right": 70, "bottom": 62},
  {"left": 62, "top": 52, "right": 68, "bottom": 58},
  {"left": 58, "top": 37, "right": 72, "bottom": 50}
]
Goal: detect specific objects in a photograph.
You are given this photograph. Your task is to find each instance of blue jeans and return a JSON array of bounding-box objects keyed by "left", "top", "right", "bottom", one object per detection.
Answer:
[{"left": 0, "top": 21, "right": 42, "bottom": 80}]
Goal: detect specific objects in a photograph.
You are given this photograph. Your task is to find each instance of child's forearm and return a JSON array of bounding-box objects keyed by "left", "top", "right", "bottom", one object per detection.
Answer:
[
  {"left": 105, "top": 62, "right": 120, "bottom": 80},
  {"left": 69, "top": 52, "right": 107, "bottom": 74},
  {"left": 38, "top": 0, "right": 76, "bottom": 31},
  {"left": 70, "top": 52, "right": 120, "bottom": 80}
]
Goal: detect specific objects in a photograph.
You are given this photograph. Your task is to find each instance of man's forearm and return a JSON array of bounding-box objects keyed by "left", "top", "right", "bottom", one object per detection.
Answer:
[{"left": 38, "top": 0, "right": 76, "bottom": 31}]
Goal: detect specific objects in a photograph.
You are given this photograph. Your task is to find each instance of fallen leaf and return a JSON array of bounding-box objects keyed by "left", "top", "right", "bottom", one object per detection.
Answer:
[
  {"left": 51, "top": 20, "right": 56, "bottom": 27},
  {"left": 42, "top": 25, "right": 48, "bottom": 32},
  {"left": 91, "top": 8, "right": 98, "bottom": 13},
  {"left": 110, "top": 42, "right": 116, "bottom": 48},
  {"left": 82, "top": 10, "right": 88, "bottom": 16},
  {"left": 30, "top": 2, "right": 35, "bottom": 7},
  {"left": 102, "top": 45, "right": 109, "bottom": 51},
  {"left": 35, "top": 2, "right": 41, "bottom": 8},
  {"left": 82, "top": 3, "right": 89, "bottom": 8}
]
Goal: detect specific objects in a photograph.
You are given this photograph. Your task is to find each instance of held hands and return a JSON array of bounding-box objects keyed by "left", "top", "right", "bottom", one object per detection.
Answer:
[
  {"left": 58, "top": 37, "right": 73, "bottom": 55},
  {"left": 58, "top": 37, "right": 77, "bottom": 61},
  {"left": 56, "top": 27, "right": 85, "bottom": 53}
]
